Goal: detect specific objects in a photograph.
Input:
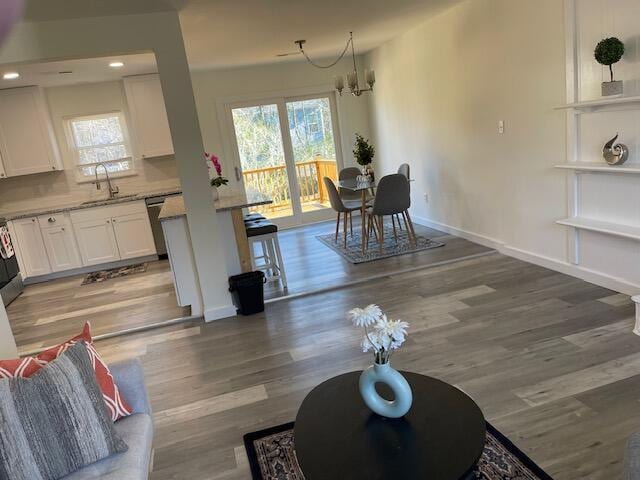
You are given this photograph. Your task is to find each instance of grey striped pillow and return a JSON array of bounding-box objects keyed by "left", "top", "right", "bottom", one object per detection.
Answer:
[{"left": 0, "top": 342, "right": 128, "bottom": 480}]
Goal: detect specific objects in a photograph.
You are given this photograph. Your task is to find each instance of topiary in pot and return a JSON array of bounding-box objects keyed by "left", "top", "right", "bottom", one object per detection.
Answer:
[{"left": 594, "top": 37, "right": 625, "bottom": 96}]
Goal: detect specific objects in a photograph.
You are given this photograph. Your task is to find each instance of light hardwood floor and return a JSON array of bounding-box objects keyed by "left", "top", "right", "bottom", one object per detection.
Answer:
[
  {"left": 7, "top": 221, "right": 490, "bottom": 352},
  {"left": 7, "top": 259, "right": 190, "bottom": 354},
  {"left": 262, "top": 220, "right": 493, "bottom": 299},
  {"left": 91, "top": 252, "right": 638, "bottom": 480}
]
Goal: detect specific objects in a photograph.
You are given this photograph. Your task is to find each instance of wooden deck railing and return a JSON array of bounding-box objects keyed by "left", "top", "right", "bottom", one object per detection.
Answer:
[{"left": 242, "top": 159, "right": 337, "bottom": 212}]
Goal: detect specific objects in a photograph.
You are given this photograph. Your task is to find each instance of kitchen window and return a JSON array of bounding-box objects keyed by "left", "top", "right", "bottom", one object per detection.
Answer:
[{"left": 65, "top": 111, "right": 134, "bottom": 181}]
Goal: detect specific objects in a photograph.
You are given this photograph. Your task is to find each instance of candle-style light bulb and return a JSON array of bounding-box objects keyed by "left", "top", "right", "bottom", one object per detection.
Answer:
[
  {"left": 334, "top": 75, "right": 345, "bottom": 95},
  {"left": 347, "top": 71, "right": 358, "bottom": 91},
  {"left": 365, "top": 69, "right": 375, "bottom": 88}
]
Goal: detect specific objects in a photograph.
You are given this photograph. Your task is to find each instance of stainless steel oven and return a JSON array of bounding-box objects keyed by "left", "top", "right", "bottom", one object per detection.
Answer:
[{"left": 0, "top": 218, "right": 23, "bottom": 306}]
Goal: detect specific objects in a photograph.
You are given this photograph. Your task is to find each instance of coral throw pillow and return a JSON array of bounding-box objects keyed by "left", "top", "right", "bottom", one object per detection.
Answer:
[{"left": 0, "top": 323, "right": 132, "bottom": 421}]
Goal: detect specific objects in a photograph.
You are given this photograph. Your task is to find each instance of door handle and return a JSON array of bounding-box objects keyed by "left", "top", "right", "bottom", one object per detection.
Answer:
[
  {"left": 234, "top": 166, "right": 241, "bottom": 182},
  {"left": 48, "top": 217, "right": 56, "bottom": 223}
]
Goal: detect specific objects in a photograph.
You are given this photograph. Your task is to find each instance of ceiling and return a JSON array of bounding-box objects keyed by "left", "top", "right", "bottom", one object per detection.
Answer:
[
  {"left": 21, "top": 0, "right": 460, "bottom": 70},
  {"left": 178, "top": 0, "right": 461, "bottom": 70},
  {"left": 0, "top": 53, "right": 157, "bottom": 89}
]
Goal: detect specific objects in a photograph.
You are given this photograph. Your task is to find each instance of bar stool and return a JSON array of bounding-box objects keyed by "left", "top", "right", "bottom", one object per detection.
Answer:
[
  {"left": 244, "top": 212, "right": 266, "bottom": 222},
  {"left": 245, "top": 219, "right": 287, "bottom": 288}
]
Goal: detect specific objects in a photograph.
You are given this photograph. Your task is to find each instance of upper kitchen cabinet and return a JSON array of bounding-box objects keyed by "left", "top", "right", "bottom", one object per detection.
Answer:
[
  {"left": 0, "top": 86, "right": 62, "bottom": 178},
  {"left": 123, "top": 74, "right": 174, "bottom": 159}
]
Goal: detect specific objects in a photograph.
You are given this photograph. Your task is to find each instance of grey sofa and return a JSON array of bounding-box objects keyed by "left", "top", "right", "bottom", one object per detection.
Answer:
[
  {"left": 63, "top": 359, "right": 154, "bottom": 479},
  {"left": 627, "top": 433, "right": 640, "bottom": 480}
]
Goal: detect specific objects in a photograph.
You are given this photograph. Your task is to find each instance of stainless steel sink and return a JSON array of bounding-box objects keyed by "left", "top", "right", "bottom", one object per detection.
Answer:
[{"left": 81, "top": 194, "right": 138, "bottom": 205}]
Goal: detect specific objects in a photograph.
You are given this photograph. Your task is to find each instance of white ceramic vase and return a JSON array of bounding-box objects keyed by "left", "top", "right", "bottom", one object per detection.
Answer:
[{"left": 359, "top": 362, "right": 413, "bottom": 418}]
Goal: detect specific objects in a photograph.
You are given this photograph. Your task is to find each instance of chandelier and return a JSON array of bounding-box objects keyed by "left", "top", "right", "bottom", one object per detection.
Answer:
[{"left": 294, "top": 32, "right": 375, "bottom": 97}]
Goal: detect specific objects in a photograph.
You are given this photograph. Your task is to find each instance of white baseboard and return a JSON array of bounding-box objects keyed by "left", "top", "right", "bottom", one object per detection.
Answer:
[
  {"left": 204, "top": 304, "right": 237, "bottom": 322},
  {"left": 412, "top": 214, "right": 640, "bottom": 296}
]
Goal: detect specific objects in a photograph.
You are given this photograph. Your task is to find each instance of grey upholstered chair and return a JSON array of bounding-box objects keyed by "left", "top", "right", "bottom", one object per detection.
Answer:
[
  {"left": 366, "top": 173, "right": 416, "bottom": 252},
  {"left": 339, "top": 167, "right": 363, "bottom": 201},
  {"left": 323, "top": 177, "right": 361, "bottom": 247},
  {"left": 397, "top": 163, "right": 410, "bottom": 180},
  {"left": 393, "top": 163, "right": 411, "bottom": 232},
  {"left": 338, "top": 167, "right": 374, "bottom": 202}
]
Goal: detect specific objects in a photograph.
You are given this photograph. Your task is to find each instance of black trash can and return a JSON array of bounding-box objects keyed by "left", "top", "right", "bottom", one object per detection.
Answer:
[{"left": 229, "top": 271, "right": 266, "bottom": 315}]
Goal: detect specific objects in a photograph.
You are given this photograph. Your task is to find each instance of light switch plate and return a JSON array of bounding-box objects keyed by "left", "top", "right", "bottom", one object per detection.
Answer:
[{"left": 498, "top": 120, "right": 505, "bottom": 134}]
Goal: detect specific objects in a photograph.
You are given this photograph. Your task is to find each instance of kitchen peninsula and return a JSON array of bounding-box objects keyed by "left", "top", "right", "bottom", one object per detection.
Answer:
[{"left": 159, "top": 190, "right": 272, "bottom": 319}]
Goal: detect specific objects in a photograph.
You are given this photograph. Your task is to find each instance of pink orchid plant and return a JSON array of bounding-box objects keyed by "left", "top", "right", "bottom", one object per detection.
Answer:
[{"left": 205, "top": 152, "right": 229, "bottom": 188}]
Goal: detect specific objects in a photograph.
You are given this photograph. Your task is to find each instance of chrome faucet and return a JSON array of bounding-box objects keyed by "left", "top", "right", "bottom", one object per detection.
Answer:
[{"left": 94, "top": 163, "right": 119, "bottom": 199}]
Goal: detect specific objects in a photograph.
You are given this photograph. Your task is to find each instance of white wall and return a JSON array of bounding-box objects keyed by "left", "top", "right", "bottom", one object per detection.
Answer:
[
  {"left": 366, "top": 0, "right": 640, "bottom": 294},
  {"left": 0, "top": 81, "right": 181, "bottom": 215},
  {"left": 191, "top": 57, "right": 371, "bottom": 193}
]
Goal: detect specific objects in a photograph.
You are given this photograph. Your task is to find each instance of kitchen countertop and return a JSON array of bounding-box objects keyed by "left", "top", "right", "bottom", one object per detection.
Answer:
[
  {"left": 1, "top": 188, "right": 183, "bottom": 221},
  {"left": 159, "top": 190, "right": 273, "bottom": 221}
]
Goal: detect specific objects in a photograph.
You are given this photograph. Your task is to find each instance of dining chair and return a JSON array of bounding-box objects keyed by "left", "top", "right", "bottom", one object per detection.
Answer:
[
  {"left": 397, "top": 163, "right": 410, "bottom": 180},
  {"left": 393, "top": 163, "right": 411, "bottom": 232},
  {"left": 323, "top": 177, "right": 361, "bottom": 248},
  {"left": 338, "top": 167, "right": 363, "bottom": 201},
  {"left": 365, "top": 173, "right": 416, "bottom": 253}
]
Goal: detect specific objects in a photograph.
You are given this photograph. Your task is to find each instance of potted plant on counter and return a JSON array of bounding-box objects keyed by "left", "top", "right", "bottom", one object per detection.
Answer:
[
  {"left": 205, "top": 152, "right": 228, "bottom": 200},
  {"left": 595, "top": 37, "right": 625, "bottom": 96},
  {"left": 353, "top": 134, "right": 375, "bottom": 181}
]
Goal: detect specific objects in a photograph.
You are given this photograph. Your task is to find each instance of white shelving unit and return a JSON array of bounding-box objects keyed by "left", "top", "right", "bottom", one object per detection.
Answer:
[
  {"left": 555, "top": 163, "right": 640, "bottom": 174},
  {"left": 556, "top": 95, "right": 640, "bottom": 111},
  {"left": 556, "top": 217, "right": 640, "bottom": 242}
]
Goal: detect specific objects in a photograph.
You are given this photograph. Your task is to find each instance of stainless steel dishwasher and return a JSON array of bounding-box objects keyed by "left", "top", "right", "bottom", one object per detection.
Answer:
[{"left": 145, "top": 194, "right": 179, "bottom": 258}]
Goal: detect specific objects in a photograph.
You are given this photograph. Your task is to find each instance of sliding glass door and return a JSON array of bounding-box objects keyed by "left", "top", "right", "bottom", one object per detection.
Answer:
[{"left": 228, "top": 93, "right": 342, "bottom": 227}]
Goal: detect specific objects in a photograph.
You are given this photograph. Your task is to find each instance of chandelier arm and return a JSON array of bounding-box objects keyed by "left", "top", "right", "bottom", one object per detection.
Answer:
[{"left": 300, "top": 37, "right": 352, "bottom": 69}]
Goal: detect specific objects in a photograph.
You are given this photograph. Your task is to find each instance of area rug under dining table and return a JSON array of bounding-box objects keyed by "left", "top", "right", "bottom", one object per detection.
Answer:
[
  {"left": 244, "top": 421, "right": 553, "bottom": 480},
  {"left": 317, "top": 226, "right": 444, "bottom": 264}
]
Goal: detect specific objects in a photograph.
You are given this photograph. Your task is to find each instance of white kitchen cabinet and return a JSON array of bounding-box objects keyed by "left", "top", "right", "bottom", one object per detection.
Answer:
[
  {"left": 9, "top": 218, "right": 52, "bottom": 277},
  {"left": 40, "top": 225, "right": 82, "bottom": 272},
  {"left": 71, "top": 201, "right": 156, "bottom": 266},
  {"left": 0, "top": 86, "right": 62, "bottom": 177},
  {"left": 112, "top": 212, "right": 156, "bottom": 259},
  {"left": 123, "top": 74, "right": 174, "bottom": 159},
  {"left": 74, "top": 218, "right": 121, "bottom": 266}
]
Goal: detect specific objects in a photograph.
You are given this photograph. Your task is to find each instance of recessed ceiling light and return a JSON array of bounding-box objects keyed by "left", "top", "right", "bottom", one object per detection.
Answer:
[
  {"left": 3, "top": 72, "right": 19, "bottom": 80},
  {"left": 109, "top": 62, "right": 124, "bottom": 68}
]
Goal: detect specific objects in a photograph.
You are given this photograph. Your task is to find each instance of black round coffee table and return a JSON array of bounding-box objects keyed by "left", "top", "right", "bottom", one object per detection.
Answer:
[{"left": 294, "top": 371, "right": 486, "bottom": 480}]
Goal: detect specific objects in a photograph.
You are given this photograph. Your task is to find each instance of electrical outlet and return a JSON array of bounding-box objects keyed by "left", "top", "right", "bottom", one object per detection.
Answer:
[
  {"left": 423, "top": 192, "right": 429, "bottom": 203},
  {"left": 498, "top": 120, "right": 505, "bottom": 134}
]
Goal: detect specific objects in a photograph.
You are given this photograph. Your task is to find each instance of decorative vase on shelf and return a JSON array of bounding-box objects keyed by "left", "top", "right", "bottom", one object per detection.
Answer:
[
  {"left": 359, "top": 362, "right": 413, "bottom": 418},
  {"left": 348, "top": 304, "right": 413, "bottom": 419}
]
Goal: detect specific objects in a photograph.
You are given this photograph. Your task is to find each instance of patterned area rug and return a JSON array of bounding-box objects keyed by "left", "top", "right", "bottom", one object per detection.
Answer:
[
  {"left": 244, "top": 422, "right": 553, "bottom": 480},
  {"left": 317, "top": 227, "right": 445, "bottom": 264},
  {"left": 81, "top": 263, "right": 147, "bottom": 285}
]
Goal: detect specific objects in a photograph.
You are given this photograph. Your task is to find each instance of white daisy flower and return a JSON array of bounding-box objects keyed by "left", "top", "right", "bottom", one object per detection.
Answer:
[{"left": 348, "top": 304, "right": 382, "bottom": 327}]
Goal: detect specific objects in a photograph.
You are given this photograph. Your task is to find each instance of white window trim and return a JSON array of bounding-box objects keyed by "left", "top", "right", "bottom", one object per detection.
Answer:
[{"left": 63, "top": 110, "right": 137, "bottom": 184}]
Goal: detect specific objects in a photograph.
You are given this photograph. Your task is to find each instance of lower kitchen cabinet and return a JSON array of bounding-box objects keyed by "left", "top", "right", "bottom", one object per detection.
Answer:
[
  {"left": 10, "top": 200, "right": 158, "bottom": 280},
  {"left": 73, "top": 218, "right": 121, "bottom": 266},
  {"left": 111, "top": 212, "right": 156, "bottom": 260},
  {"left": 9, "top": 217, "right": 52, "bottom": 277},
  {"left": 40, "top": 225, "right": 82, "bottom": 272}
]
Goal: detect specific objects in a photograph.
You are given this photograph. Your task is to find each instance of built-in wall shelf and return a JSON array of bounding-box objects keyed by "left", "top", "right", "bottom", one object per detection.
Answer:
[
  {"left": 555, "top": 163, "right": 640, "bottom": 174},
  {"left": 557, "top": 217, "right": 640, "bottom": 242},
  {"left": 556, "top": 95, "right": 640, "bottom": 111}
]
